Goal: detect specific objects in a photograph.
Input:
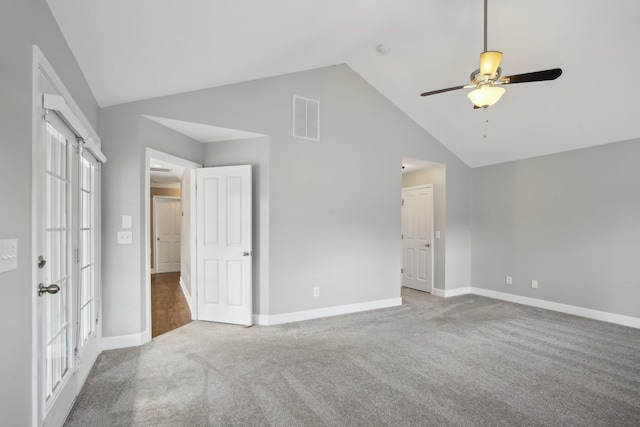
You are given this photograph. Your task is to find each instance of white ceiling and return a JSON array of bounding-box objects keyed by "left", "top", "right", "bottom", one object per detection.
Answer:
[
  {"left": 149, "top": 157, "right": 183, "bottom": 187},
  {"left": 144, "top": 115, "right": 266, "bottom": 142},
  {"left": 46, "top": 0, "right": 640, "bottom": 167}
]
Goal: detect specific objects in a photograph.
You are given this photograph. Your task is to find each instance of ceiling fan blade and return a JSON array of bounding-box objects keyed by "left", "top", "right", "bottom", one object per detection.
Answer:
[
  {"left": 501, "top": 68, "right": 562, "bottom": 85},
  {"left": 420, "top": 85, "right": 465, "bottom": 97}
]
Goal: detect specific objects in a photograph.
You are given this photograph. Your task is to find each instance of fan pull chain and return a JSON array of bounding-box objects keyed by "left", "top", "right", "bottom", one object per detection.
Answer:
[{"left": 483, "top": 107, "right": 489, "bottom": 139}]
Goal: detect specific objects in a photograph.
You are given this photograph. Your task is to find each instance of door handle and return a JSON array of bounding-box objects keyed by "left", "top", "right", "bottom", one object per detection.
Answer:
[
  {"left": 38, "top": 283, "right": 60, "bottom": 296},
  {"left": 243, "top": 251, "right": 253, "bottom": 257},
  {"left": 425, "top": 243, "right": 431, "bottom": 248}
]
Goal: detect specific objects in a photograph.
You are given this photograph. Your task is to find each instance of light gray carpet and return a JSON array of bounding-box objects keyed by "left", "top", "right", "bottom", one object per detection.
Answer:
[{"left": 65, "top": 289, "right": 640, "bottom": 426}]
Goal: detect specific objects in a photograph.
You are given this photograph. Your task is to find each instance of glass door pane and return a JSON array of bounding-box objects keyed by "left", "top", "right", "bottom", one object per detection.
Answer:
[
  {"left": 78, "top": 154, "right": 96, "bottom": 346},
  {"left": 44, "top": 122, "right": 72, "bottom": 400}
]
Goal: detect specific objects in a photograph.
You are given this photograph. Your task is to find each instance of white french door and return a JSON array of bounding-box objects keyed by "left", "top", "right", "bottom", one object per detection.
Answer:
[
  {"left": 402, "top": 185, "right": 434, "bottom": 293},
  {"left": 35, "top": 68, "right": 102, "bottom": 426},
  {"left": 196, "top": 165, "right": 253, "bottom": 325}
]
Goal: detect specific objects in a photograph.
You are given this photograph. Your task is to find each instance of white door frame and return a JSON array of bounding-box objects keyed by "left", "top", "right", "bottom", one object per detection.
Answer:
[
  {"left": 401, "top": 184, "right": 435, "bottom": 293},
  {"left": 144, "top": 148, "right": 201, "bottom": 343},
  {"left": 153, "top": 195, "right": 181, "bottom": 274}
]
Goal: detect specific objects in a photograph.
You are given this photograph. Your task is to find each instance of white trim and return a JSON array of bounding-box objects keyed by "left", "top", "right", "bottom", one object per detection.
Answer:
[
  {"left": 254, "top": 297, "right": 402, "bottom": 326},
  {"left": 101, "top": 332, "right": 148, "bottom": 350},
  {"left": 34, "top": 47, "right": 102, "bottom": 154},
  {"left": 179, "top": 277, "right": 196, "bottom": 320},
  {"left": 431, "top": 287, "right": 471, "bottom": 298},
  {"left": 445, "top": 287, "right": 472, "bottom": 297},
  {"left": 150, "top": 268, "right": 156, "bottom": 274},
  {"left": 431, "top": 288, "right": 445, "bottom": 298},
  {"left": 470, "top": 287, "right": 640, "bottom": 329},
  {"left": 150, "top": 182, "right": 181, "bottom": 189},
  {"left": 31, "top": 46, "right": 40, "bottom": 427},
  {"left": 144, "top": 148, "right": 202, "bottom": 346}
]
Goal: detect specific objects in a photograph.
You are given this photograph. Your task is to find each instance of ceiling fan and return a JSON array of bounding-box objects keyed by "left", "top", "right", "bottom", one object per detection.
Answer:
[{"left": 420, "top": 0, "right": 562, "bottom": 108}]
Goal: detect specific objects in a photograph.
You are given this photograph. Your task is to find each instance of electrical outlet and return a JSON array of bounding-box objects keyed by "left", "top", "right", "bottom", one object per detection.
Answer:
[
  {"left": 506, "top": 276, "right": 513, "bottom": 285},
  {"left": 531, "top": 280, "right": 538, "bottom": 289},
  {"left": 313, "top": 287, "right": 320, "bottom": 297},
  {"left": 117, "top": 231, "right": 132, "bottom": 245}
]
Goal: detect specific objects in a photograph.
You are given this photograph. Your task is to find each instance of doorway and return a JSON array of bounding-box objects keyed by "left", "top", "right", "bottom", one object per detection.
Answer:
[
  {"left": 146, "top": 151, "right": 200, "bottom": 338},
  {"left": 401, "top": 158, "right": 445, "bottom": 294}
]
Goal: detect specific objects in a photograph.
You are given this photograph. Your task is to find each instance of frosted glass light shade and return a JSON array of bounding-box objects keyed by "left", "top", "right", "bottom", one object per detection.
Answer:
[
  {"left": 467, "top": 86, "right": 506, "bottom": 108},
  {"left": 480, "top": 51, "right": 503, "bottom": 78}
]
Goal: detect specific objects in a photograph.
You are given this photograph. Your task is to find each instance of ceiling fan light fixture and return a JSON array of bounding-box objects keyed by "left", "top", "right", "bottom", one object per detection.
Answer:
[
  {"left": 467, "top": 86, "right": 505, "bottom": 108},
  {"left": 479, "top": 51, "right": 503, "bottom": 78}
]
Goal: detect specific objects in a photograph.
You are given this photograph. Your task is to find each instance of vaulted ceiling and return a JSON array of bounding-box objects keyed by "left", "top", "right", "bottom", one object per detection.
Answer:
[{"left": 46, "top": 0, "right": 640, "bottom": 167}]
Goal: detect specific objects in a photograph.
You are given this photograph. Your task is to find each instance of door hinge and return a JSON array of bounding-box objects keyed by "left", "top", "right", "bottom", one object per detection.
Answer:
[
  {"left": 401, "top": 234, "right": 403, "bottom": 240},
  {"left": 401, "top": 268, "right": 404, "bottom": 274},
  {"left": 401, "top": 199, "right": 404, "bottom": 206},
  {"left": 74, "top": 248, "right": 80, "bottom": 264}
]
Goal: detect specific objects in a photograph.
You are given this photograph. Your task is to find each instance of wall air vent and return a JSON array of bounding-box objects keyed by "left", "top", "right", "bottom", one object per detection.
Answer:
[{"left": 292, "top": 95, "right": 320, "bottom": 141}]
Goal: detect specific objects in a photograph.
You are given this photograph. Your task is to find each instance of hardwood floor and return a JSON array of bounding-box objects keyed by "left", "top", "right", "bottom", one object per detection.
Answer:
[{"left": 151, "top": 272, "right": 192, "bottom": 338}]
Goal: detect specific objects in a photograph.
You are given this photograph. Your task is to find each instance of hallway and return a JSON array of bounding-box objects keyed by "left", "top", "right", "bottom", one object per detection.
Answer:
[{"left": 151, "top": 272, "right": 192, "bottom": 338}]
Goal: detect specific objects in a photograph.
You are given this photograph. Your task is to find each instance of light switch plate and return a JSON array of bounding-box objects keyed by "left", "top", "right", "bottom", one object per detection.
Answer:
[
  {"left": 435, "top": 231, "right": 441, "bottom": 239},
  {"left": 117, "top": 231, "right": 132, "bottom": 245},
  {"left": 122, "top": 215, "right": 132, "bottom": 229},
  {"left": 0, "top": 239, "right": 18, "bottom": 273}
]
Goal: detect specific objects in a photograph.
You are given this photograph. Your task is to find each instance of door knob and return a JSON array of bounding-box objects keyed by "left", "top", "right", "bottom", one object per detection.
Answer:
[
  {"left": 38, "top": 283, "right": 60, "bottom": 296},
  {"left": 425, "top": 243, "right": 431, "bottom": 248},
  {"left": 243, "top": 251, "right": 252, "bottom": 257}
]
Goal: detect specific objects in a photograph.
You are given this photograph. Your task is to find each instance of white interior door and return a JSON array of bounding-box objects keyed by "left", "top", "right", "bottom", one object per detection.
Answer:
[
  {"left": 196, "top": 165, "right": 252, "bottom": 325},
  {"left": 155, "top": 197, "right": 181, "bottom": 273},
  {"left": 402, "top": 185, "right": 434, "bottom": 293},
  {"left": 35, "top": 69, "right": 102, "bottom": 427}
]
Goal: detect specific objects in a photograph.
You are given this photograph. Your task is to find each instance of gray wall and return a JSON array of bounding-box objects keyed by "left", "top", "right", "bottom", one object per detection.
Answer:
[
  {"left": 203, "top": 137, "right": 270, "bottom": 315},
  {"left": 99, "top": 64, "right": 471, "bottom": 338},
  {"left": 402, "top": 165, "right": 446, "bottom": 291},
  {"left": 99, "top": 114, "right": 204, "bottom": 337},
  {"left": 0, "top": 0, "right": 100, "bottom": 423},
  {"left": 471, "top": 138, "right": 640, "bottom": 318}
]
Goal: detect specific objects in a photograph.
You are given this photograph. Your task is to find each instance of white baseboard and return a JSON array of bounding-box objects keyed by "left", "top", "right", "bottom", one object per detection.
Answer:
[
  {"left": 470, "top": 287, "right": 640, "bottom": 329},
  {"left": 253, "top": 297, "right": 403, "bottom": 326},
  {"left": 432, "top": 287, "right": 471, "bottom": 298},
  {"left": 431, "top": 288, "right": 445, "bottom": 297},
  {"left": 179, "top": 277, "right": 196, "bottom": 320},
  {"left": 102, "top": 331, "right": 149, "bottom": 350}
]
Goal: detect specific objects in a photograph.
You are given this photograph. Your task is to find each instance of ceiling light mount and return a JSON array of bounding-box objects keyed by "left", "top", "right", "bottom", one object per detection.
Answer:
[{"left": 376, "top": 44, "right": 390, "bottom": 55}]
